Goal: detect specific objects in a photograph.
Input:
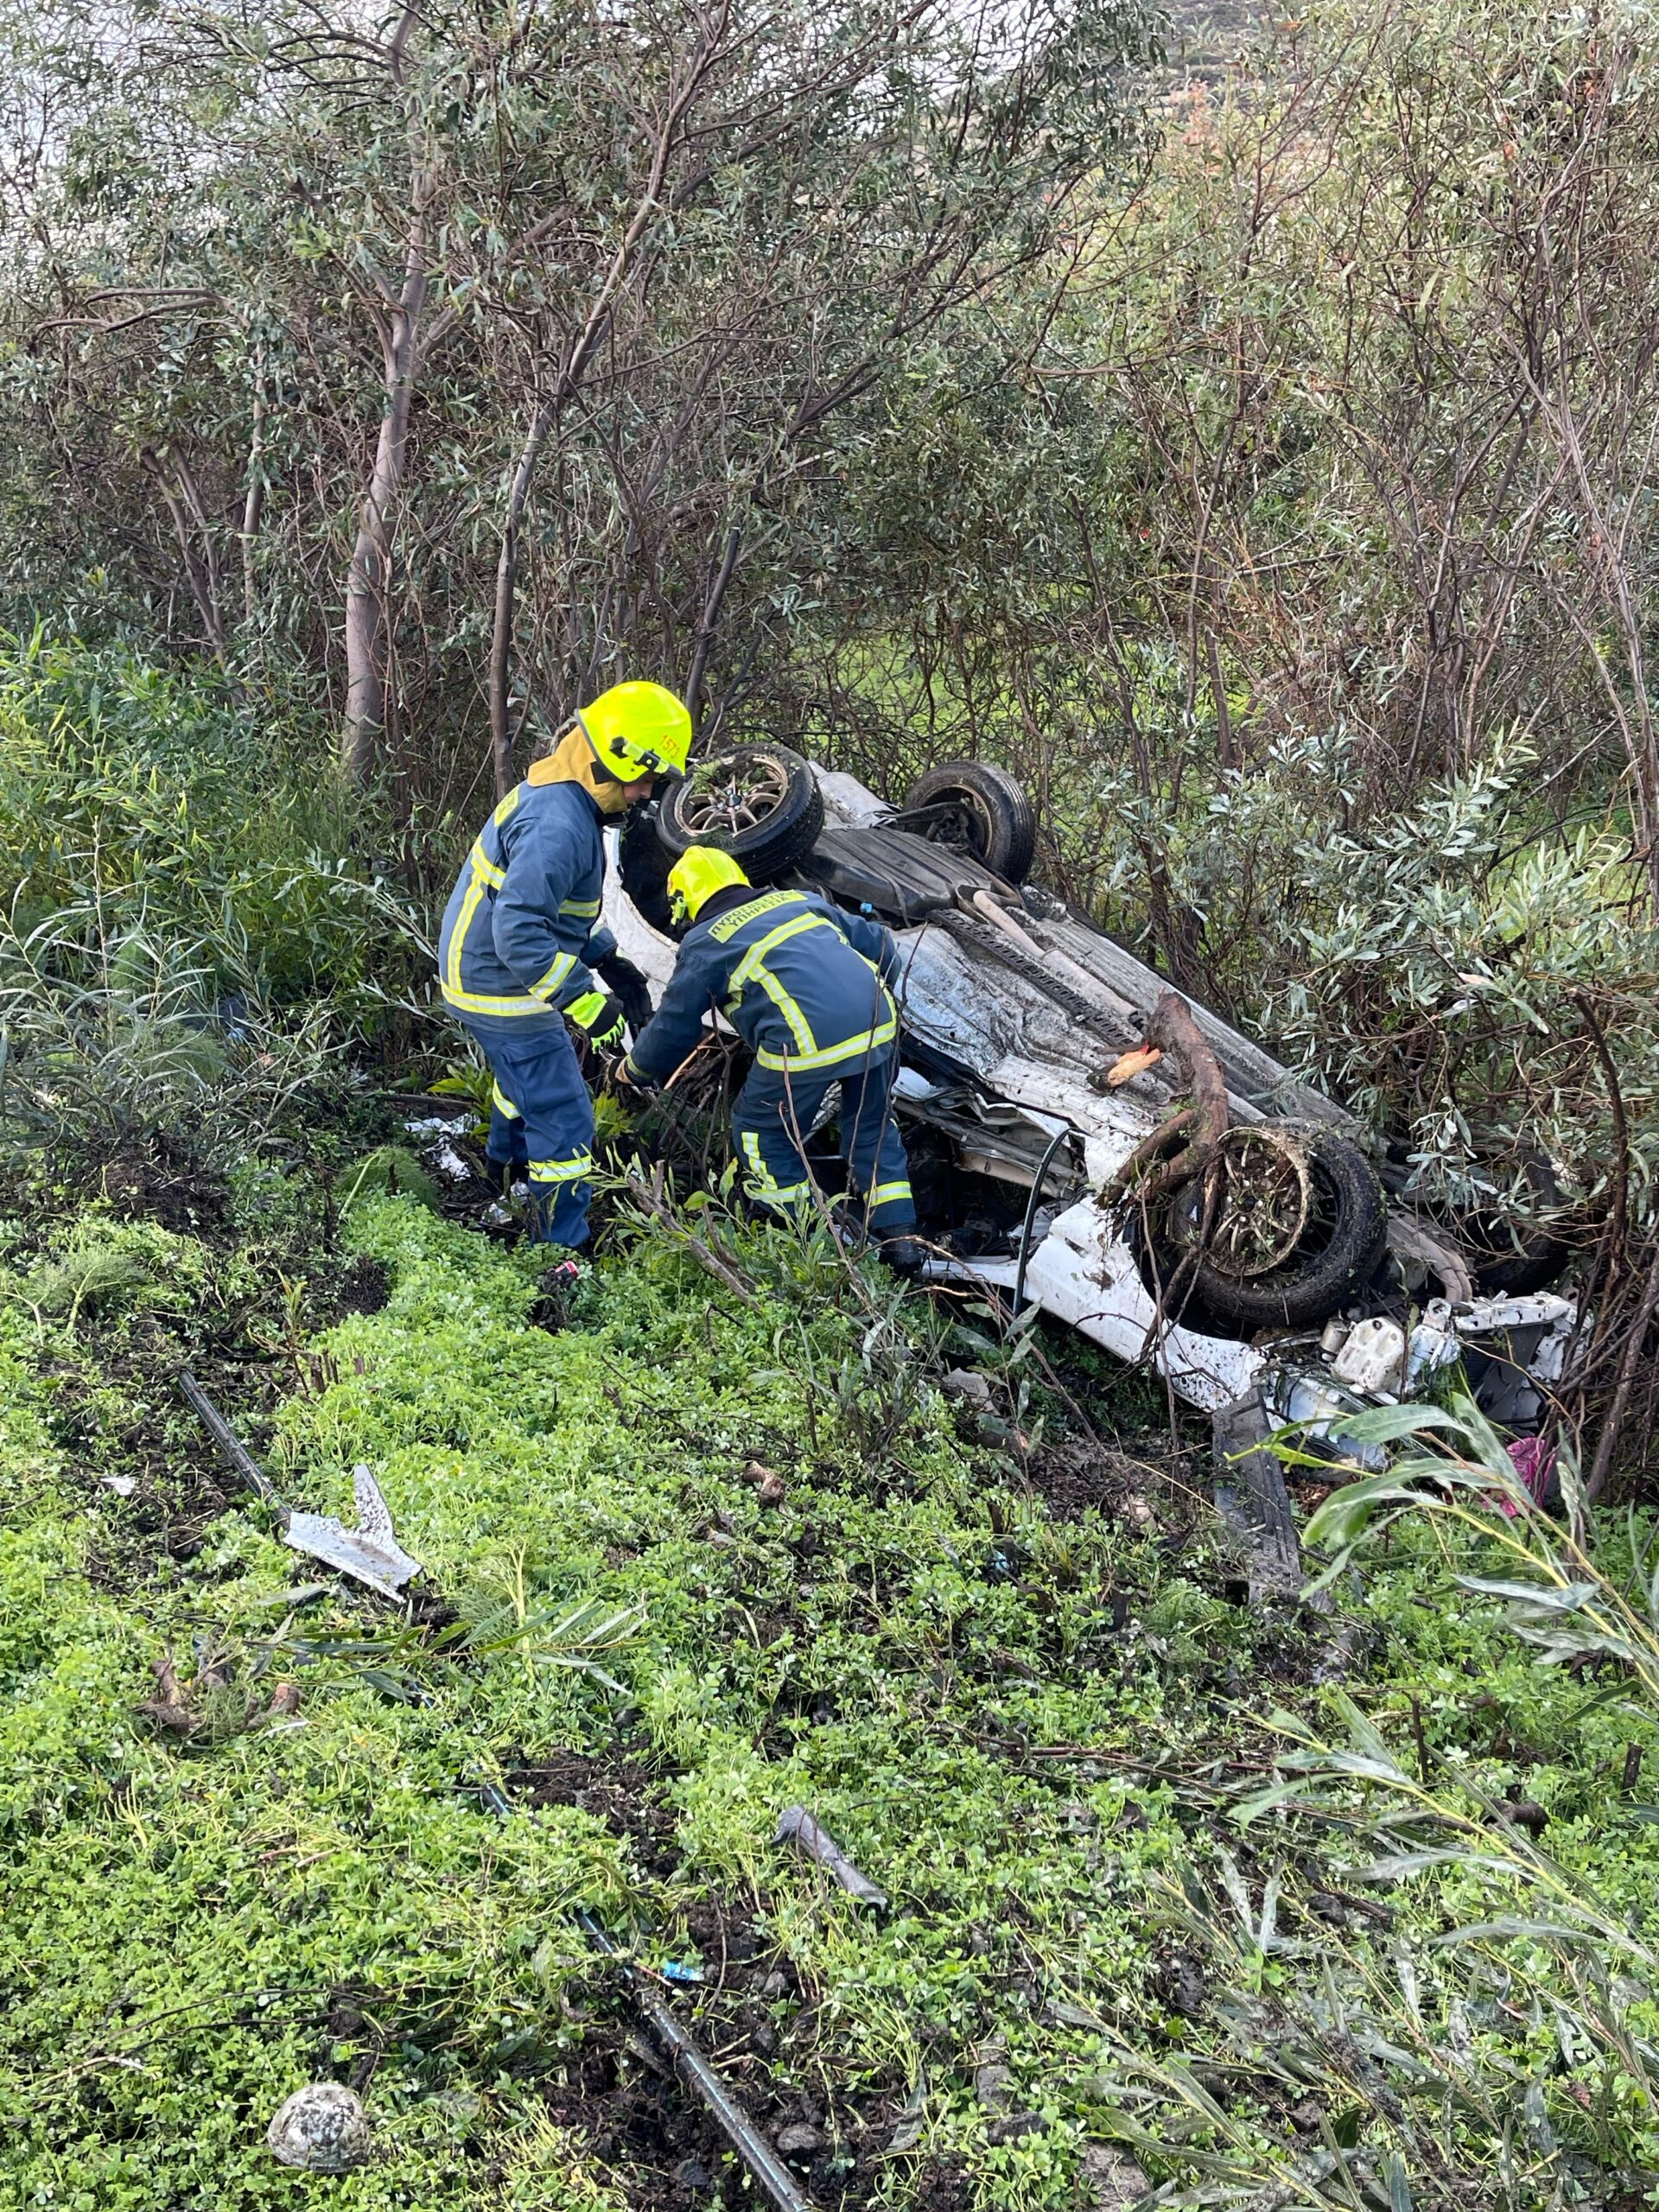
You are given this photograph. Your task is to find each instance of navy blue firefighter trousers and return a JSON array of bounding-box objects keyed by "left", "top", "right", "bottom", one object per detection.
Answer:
[
  {"left": 734, "top": 1050, "right": 915, "bottom": 1232},
  {"left": 457, "top": 1014, "right": 594, "bottom": 1249}
]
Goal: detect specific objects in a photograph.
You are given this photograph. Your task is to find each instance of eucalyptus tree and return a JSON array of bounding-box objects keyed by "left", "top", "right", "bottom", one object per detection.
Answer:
[{"left": 0, "top": 0, "right": 1158, "bottom": 789}]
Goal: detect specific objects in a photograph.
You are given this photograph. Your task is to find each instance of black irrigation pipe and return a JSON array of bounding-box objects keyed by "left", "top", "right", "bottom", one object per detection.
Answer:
[
  {"left": 578, "top": 1911, "right": 816, "bottom": 2212},
  {"left": 178, "top": 1368, "right": 285, "bottom": 1514},
  {"left": 475, "top": 1783, "right": 817, "bottom": 2212}
]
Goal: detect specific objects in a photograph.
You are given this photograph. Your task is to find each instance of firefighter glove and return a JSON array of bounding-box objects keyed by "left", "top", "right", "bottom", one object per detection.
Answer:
[{"left": 566, "top": 989, "right": 626, "bottom": 1051}]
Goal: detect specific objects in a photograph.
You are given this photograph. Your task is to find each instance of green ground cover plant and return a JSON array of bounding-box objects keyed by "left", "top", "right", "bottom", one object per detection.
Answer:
[{"left": 2, "top": 1173, "right": 1656, "bottom": 2209}]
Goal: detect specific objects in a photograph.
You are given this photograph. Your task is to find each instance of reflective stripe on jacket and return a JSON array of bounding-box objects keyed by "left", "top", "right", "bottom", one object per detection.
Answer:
[
  {"left": 627, "top": 887, "right": 902, "bottom": 1084},
  {"left": 436, "top": 779, "right": 616, "bottom": 1021}
]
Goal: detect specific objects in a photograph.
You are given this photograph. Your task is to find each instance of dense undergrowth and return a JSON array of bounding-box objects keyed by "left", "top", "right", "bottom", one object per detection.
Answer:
[
  {"left": 3, "top": 1159, "right": 1657, "bottom": 2211},
  {"left": 0, "top": 616, "right": 1654, "bottom": 2208},
  {"left": 0, "top": 633, "right": 428, "bottom": 1166}
]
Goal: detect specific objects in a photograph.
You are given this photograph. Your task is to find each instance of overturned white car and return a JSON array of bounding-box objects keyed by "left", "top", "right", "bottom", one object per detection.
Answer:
[{"left": 602, "top": 747, "right": 1574, "bottom": 1446}]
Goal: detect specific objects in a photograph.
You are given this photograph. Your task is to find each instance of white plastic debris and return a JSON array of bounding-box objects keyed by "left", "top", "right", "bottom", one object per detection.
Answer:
[
  {"left": 99, "top": 1474, "right": 137, "bottom": 1497},
  {"left": 1331, "top": 1316, "right": 1407, "bottom": 1395},
  {"left": 1405, "top": 1315, "right": 1460, "bottom": 1389},
  {"left": 266, "top": 2082, "right": 372, "bottom": 2171}
]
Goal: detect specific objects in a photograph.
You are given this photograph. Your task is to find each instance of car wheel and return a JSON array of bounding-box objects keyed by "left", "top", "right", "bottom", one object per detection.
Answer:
[
  {"left": 655, "top": 741, "right": 825, "bottom": 882},
  {"left": 1175, "top": 1120, "right": 1389, "bottom": 1331},
  {"left": 899, "top": 760, "right": 1037, "bottom": 885}
]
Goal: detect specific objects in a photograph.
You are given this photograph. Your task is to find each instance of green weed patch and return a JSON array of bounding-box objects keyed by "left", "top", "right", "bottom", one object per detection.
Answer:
[{"left": 2, "top": 1188, "right": 1657, "bottom": 2208}]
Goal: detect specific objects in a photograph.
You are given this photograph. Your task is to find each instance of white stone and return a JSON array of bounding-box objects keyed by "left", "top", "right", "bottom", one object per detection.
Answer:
[{"left": 266, "top": 2083, "right": 372, "bottom": 2171}]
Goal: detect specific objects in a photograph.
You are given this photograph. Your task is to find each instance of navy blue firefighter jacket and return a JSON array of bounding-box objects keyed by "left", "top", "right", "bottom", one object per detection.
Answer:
[
  {"left": 626, "top": 887, "right": 903, "bottom": 1085},
  {"left": 437, "top": 777, "right": 617, "bottom": 1029}
]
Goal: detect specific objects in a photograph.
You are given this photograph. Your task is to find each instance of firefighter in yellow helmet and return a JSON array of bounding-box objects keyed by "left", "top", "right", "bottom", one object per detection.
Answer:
[
  {"left": 621, "top": 846, "right": 923, "bottom": 1268},
  {"left": 436, "top": 681, "right": 692, "bottom": 1249}
]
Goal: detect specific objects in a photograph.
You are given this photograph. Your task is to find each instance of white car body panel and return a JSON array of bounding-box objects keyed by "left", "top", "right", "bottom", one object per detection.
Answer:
[{"left": 603, "top": 767, "right": 1573, "bottom": 1423}]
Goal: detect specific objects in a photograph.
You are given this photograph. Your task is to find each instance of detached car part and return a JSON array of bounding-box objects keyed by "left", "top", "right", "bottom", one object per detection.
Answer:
[{"left": 179, "top": 1370, "right": 424, "bottom": 1602}]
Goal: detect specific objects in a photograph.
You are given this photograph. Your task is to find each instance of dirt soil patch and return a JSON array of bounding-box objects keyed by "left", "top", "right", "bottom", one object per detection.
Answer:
[
  {"left": 98, "top": 1137, "right": 232, "bottom": 1237},
  {"left": 506, "top": 1750, "right": 683, "bottom": 1878},
  {"left": 1021, "top": 1432, "right": 1204, "bottom": 1529},
  {"left": 507, "top": 1758, "right": 921, "bottom": 2209}
]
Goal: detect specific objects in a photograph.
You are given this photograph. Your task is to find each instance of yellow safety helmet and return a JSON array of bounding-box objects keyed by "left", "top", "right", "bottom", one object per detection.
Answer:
[
  {"left": 667, "top": 845, "right": 750, "bottom": 925},
  {"left": 576, "top": 681, "right": 693, "bottom": 785}
]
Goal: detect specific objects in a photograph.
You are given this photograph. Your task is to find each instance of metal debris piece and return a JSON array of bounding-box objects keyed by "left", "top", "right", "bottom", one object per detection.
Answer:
[
  {"left": 1211, "top": 1389, "right": 1304, "bottom": 1606},
  {"left": 284, "top": 1465, "right": 423, "bottom": 1602},
  {"left": 579, "top": 1912, "right": 816, "bottom": 2212},
  {"left": 179, "top": 1370, "right": 423, "bottom": 1603},
  {"left": 776, "top": 1805, "right": 888, "bottom": 1906},
  {"left": 265, "top": 2082, "right": 372, "bottom": 2171}
]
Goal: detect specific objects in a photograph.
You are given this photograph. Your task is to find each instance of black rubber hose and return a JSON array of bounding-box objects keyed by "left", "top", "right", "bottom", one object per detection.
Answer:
[
  {"left": 577, "top": 1912, "right": 817, "bottom": 2212},
  {"left": 178, "top": 1369, "right": 287, "bottom": 1517},
  {"left": 470, "top": 1787, "right": 820, "bottom": 2212},
  {"left": 1014, "top": 1122, "right": 1076, "bottom": 1318}
]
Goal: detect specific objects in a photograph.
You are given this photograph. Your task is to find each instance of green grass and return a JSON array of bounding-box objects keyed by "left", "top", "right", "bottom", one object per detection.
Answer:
[{"left": 2, "top": 1184, "right": 1658, "bottom": 2209}]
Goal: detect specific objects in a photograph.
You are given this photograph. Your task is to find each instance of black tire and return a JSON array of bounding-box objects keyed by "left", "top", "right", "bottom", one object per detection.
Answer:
[
  {"left": 1186, "top": 1120, "right": 1388, "bottom": 1331},
  {"left": 655, "top": 742, "right": 824, "bottom": 883},
  {"left": 899, "top": 760, "right": 1037, "bottom": 885},
  {"left": 619, "top": 804, "right": 683, "bottom": 939},
  {"left": 1461, "top": 1149, "right": 1575, "bottom": 1297}
]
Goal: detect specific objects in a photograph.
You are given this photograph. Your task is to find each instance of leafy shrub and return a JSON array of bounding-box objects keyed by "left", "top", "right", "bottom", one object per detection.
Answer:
[
  {"left": 21, "top": 1243, "right": 152, "bottom": 1319},
  {"left": 0, "top": 631, "right": 418, "bottom": 1002},
  {"left": 0, "top": 632, "right": 432, "bottom": 1166},
  {"left": 338, "top": 1144, "right": 443, "bottom": 1213}
]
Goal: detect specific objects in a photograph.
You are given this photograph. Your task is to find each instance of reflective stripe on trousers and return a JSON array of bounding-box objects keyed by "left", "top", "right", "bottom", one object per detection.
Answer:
[{"left": 733, "top": 1052, "right": 915, "bottom": 1231}]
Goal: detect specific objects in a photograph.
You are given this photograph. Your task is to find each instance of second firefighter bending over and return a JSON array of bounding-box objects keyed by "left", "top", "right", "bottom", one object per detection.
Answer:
[{"left": 621, "top": 846, "right": 924, "bottom": 1267}]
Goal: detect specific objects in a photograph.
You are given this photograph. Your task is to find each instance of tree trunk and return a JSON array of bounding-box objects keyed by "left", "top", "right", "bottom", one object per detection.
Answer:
[
  {"left": 486, "top": 20, "right": 728, "bottom": 796},
  {"left": 241, "top": 337, "right": 267, "bottom": 626},
  {"left": 141, "top": 445, "right": 227, "bottom": 664},
  {"left": 489, "top": 404, "right": 557, "bottom": 800},
  {"left": 340, "top": 3, "right": 430, "bottom": 786},
  {"left": 341, "top": 259, "right": 426, "bottom": 784}
]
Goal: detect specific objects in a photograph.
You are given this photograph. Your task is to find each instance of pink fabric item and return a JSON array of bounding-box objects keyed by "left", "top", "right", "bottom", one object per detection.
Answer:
[{"left": 1494, "top": 1433, "right": 1557, "bottom": 1516}]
